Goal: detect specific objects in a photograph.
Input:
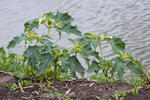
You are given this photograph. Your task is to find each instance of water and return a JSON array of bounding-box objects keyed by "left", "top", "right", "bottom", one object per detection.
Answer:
[{"left": 0, "top": 0, "right": 150, "bottom": 69}]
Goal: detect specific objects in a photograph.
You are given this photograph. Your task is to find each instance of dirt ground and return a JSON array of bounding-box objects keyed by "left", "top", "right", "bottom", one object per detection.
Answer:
[{"left": 0, "top": 71, "right": 150, "bottom": 100}]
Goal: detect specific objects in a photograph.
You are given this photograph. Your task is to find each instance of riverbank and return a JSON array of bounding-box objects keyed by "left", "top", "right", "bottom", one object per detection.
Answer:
[{"left": 0, "top": 71, "right": 150, "bottom": 100}]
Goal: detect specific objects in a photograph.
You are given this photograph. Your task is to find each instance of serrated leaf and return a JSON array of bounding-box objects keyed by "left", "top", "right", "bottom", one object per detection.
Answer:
[
  {"left": 43, "top": 12, "right": 55, "bottom": 19},
  {"left": 55, "top": 11, "right": 73, "bottom": 25},
  {"left": 42, "top": 39, "right": 54, "bottom": 51},
  {"left": 24, "top": 46, "right": 41, "bottom": 69},
  {"left": 68, "top": 56, "right": 85, "bottom": 75},
  {"left": 87, "top": 60, "right": 99, "bottom": 72},
  {"left": 91, "top": 39, "right": 99, "bottom": 50},
  {"left": 127, "top": 61, "right": 143, "bottom": 75},
  {"left": 109, "top": 37, "right": 125, "bottom": 53},
  {"left": 0, "top": 47, "right": 6, "bottom": 56},
  {"left": 55, "top": 11, "right": 81, "bottom": 37},
  {"left": 62, "top": 25, "right": 81, "bottom": 36},
  {"left": 38, "top": 53, "right": 52, "bottom": 75},
  {"left": 59, "top": 57, "right": 69, "bottom": 72},
  {"left": 24, "top": 19, "right": 39, "bottom": 32},
  {"left": 112, "top": 58, "right": 126, "bottom": 79},
  {"left": 7, "top": 34, "right": 27, "bottom": 49}
]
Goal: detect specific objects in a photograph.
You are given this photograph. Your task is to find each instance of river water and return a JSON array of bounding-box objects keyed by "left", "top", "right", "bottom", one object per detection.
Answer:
[{"left": 0, "top": 0, "right": 150, "bottom": 69}]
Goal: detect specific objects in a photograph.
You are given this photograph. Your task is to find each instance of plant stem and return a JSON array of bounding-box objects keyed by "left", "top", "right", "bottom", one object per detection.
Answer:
[
  {"left": 43, "top": 23, "right": 48, "bottom": 28},
  {"left": 43, "top": 23, "right": 50, "bottom": 36},
  {"left": 47, "top": 27, "right": 50, "bottom": 36},
  {"left": 99, "top": 39, "right": 104, "bottom": 60}
]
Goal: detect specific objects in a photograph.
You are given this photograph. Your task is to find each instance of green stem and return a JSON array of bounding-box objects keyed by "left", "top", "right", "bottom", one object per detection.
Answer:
[
  {"left": 43, "top": 23, "right": 48, "bottom": 28},
  {"left": 43, "top": 23, "right": 50, "bottom": 36},
  {"left": 47, "top": 27, "right": 50, "bottom": 36},
  {"left": 54, "top": 66, "right": 57, "bottom": 81},
  {"left": 99, "top": 39, "right": 104, "bottom": 60}
]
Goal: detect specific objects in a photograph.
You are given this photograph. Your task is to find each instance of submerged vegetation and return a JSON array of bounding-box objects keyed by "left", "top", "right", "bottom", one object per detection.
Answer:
[{"left": 0, "top": 11, "right": 150, "bottom": 99}]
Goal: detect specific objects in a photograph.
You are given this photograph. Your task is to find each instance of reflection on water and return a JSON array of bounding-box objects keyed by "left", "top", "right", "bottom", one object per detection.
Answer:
[{"left": 0, "top": 0, "right": 150, "bottom": 68}]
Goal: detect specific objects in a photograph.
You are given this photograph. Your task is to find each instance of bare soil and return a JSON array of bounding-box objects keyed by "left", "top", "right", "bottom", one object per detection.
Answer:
[{"left": 0, "top": 71, "right": 150, "bottom": 100}]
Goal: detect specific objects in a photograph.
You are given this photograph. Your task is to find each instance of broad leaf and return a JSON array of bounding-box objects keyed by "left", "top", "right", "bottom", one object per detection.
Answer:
[
  {"left": 24, "top": 46, "right": 41, "bottom": 69},
  {"left": 112, "top": 58, "right": 126, "bottom": 79},
  {"left": 87, "top": 60, "right": 99, "bottom": 72},
  {"left": 38, "top": 53, "right": 52, "bottom": 75},
  {"left": 59, "top": 57, "right": 69, "bottom": 73},
  {"left": 42, "top": 39, "right": 54, "bottom": 51},
  {"left": 0, "top": 47, "right": 6, "bottom": 56},
  {"left": 62, "top": 25, "right": 81, "bottom": 36},
  {"left": 127, "top": 61, "right": 143, "bottom": 76},
  {"left": 91, "top": 39, "right": 99, "bottom": 50},
  {"left": 43, "top": 12, "right": 55, "bottom": 19},
  {"left": 24, "top": 19, "right": 39, "bottom": 32},
  {"left": 55, "top": 11, "right": 81, "bottom": 36},
  {"left": 55, "top": 11, "right": 73, "bottom": 25},
  {"left": 68, "top": 56, "right": 85, "bottom": 75},
  {"left": 7, "top": 34, "right": 27, "bottom": 49},
  {"left": 109, "top": 37, "right": 125, "bottom": 53}
]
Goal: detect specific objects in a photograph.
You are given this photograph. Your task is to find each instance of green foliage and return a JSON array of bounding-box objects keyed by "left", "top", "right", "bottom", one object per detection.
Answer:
[
  {"left": 128, "top": 85, "right": 142, "bottom": 96},
  {"left": 3, "top": 11, "right": 144, "bottom": 82},
  {"left": 20, "top": 80, "right": 32, "bottom": 87},
  {"left": 50, "top": 93, "right": 73, "bottom": 100},
  {"left": 112, "top": 91, "right": 127, "bottom": 100},
  {"left": 131, "top": 76, "right": 149, "bottom": 87},
  {"left": 112, "top": 84, "right": 142, "bottom": 100},
  {"left": 90, "top": 73, "right": 116, "bottom": 83},
  {"left": 0, "top": 47, "right": 34, "bottom": 79},
  {"left": 7, "top": 34, "right": 27, "bottom": 49},
  {"left": 70, "top": 32, "right": 143, "bottom": 80},
  {"left": 5, "top": 82, "right": 19, "bottom": 91},
  {"left": 6, "top": 11, "right": 84, "bottom": 80}
]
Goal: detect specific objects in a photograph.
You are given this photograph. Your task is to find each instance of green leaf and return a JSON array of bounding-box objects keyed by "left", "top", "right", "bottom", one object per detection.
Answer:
[
  {"left": 68, "top": 56, "right": 85, "bottom": 75},
  {"left": 59, "top": 57, "right": 69, "bottom": 73},
  {"left": 112, "top": 58, "right": 126, "bottom": 79},
  {"left": 24, "top": 19, "right": 39, "bottom": 32},
  {"left": 127, "top": 61, "right": 143, "bottom": 75},
  {"left": 87, "top": 60, "right": 99, "bottom": 72},
  {"left": 38, "top": 53, "right": 52, "bottom": 75},
  {"left": 91, "top": 39, "right": 99, "bottom": 50},
  {"left": 7, "top": 34, "right": 27, "bottom": 49},
  {"left": 43, "top": 12, "right": 55, "bottom": 19},
  {"left": 55, "top": 11, "right": 81, "bottom": 36},
  {"left": 61, "top": 25, "right": 81, "bottom": 36},
  {"left": 42, "top": 39, "right": 54, "bottom": 51},
  {"left": 109, "top": 37, "right": 125, "bottom": 53},
  {"left": 0, "top": 47, "right": 6, "bottom": 56},
  {"left": 84, "top": 32, "right": 93, "bottom": 36},
  {"left": 24, "top": 46, "right": 41, "bottom": 69},
  {"left": 55, "top": 11, "right": 73, "bottom": 25},
  {"left": 56, "top": 28, "right": 62, "bottom": 39}
]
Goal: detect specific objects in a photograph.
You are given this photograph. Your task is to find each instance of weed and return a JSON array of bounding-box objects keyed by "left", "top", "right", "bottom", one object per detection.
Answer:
[
  {"left": 6, "top": 11, "right": 84, "bottom": 80},
  {"left": 22, "top": 95, "right": 32, "bottom": 100},
  {"left": 90, "top": 73, "right": 116, "bottom": 83},
  {"left": 50, "top": 92, "right": 73, "bottom": 100},
  {"left": 5, "top": 82, "right": 19, "bottom": 91},
  {"left": 70, "top": 32, "right": 144, "bottom": 80},
  {"left": 112, "top": 91, "right": 126, "bottom": 100}
]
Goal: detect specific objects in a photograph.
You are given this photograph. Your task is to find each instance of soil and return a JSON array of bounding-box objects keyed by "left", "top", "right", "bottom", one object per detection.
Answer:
[{"left": 0, "top": 71, "right": 150, "bottom": 100}]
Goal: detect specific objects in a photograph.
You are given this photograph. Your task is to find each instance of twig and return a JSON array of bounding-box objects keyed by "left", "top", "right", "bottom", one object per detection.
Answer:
[
  {"left": 18, "top": 82, "right": 25, "bottom": 93},
  {"left": 89, "top": 83, "right": 94, "bottom": 87},
  {"left": 23, "top": 86, "right": 34, "bottom": 89},
  {"left": 139, "top": 89, "right": 150, "bottom": 99},
  {"left": 33, "top": 91, "right": 39, "bottom": 95},
  {"left": 65, "top": 88, "right": 71, "bottom": 95}
]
